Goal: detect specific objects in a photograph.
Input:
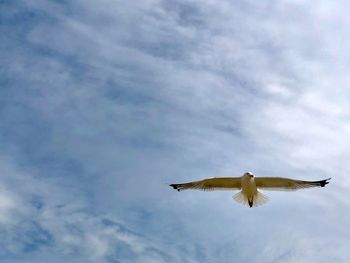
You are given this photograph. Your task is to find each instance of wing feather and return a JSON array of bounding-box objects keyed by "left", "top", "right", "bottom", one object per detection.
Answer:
[
  {"left": 255, "top": 177, "right": 331, "bottom": 191},
  {"left": 170, "top": 177, "right": 241, "bottom": 191}
]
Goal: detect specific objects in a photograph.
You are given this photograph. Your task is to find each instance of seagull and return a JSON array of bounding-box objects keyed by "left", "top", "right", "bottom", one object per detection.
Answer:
[{"left": 170, "top": 172, "right": 331, "bottom": 208}]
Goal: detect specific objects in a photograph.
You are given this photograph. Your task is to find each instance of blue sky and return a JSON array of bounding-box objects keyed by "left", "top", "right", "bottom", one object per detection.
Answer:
[{"left": 1, "top": 0, "right": 350, "bottom": 262}]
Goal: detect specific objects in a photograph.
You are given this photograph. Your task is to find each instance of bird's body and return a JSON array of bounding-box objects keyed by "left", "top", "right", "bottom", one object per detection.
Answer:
[
  {"left": 240, "top": 173, "right": 257, "bottom": 207},
  {"left": 170, "top": 172, "right": 330, "bottom": 208}
]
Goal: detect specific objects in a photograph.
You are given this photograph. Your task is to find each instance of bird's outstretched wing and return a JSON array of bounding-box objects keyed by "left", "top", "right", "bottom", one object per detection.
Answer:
[
  {"left": 170, "top": 177, "right": 241, "bottom": 191},
  {"left": 255, "top": 177, "right": 331, "bottom": 191}
]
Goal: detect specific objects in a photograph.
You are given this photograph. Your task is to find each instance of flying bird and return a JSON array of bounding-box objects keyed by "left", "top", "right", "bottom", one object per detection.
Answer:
[{"left": 170, "top": 172, "right": 331, "bottom": 208}]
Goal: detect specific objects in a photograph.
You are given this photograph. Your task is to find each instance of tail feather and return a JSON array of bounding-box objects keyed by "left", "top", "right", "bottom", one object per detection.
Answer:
[
  {"left": 233, "top": 191, "right": 249, "bottom": 206},
  {"left": 233, "top": 191, "right": 269, "bottom": 208},
  {"left": 254, "top": 191, "right": 269, "bottom": 207}
]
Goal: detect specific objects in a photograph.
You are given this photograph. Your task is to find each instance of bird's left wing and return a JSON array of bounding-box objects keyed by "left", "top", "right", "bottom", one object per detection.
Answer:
[
  {"left": 170, "top": 177, "right": 241, "bottom": 191},
  {"left": 255, "top": 177, "right": 331, "bottom": 191}
]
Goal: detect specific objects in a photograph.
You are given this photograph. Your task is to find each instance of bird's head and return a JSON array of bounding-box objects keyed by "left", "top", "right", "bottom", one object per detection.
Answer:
[{"left": 244, "top": 172, "right": 254, "bottom": 178}]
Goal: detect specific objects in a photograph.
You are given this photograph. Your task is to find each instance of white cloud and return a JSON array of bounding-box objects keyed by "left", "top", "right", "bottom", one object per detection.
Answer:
[
  {"left": 2, "top": 0, "right": 350, "bottom": 262},
  {"left": 0, "top": 156, "right": 183, "bottom": 262}
]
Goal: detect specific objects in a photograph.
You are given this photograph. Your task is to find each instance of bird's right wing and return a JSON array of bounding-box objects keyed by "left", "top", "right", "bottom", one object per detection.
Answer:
[
  {"left": 170, "top": 177, "right": 241, "bottom": 191},
  {"left": 255, "top": 177, "right": 331, "bottom": 191}
]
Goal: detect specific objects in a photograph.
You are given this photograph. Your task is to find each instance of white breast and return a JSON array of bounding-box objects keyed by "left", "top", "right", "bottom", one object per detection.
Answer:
[{"left": 241, "top": 176, "right": 257, "bottom": 198}]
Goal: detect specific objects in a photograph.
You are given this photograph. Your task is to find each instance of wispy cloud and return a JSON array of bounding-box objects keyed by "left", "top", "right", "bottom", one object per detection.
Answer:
[{"left": 0, "top": 156, "right": 181, "bottom": 262}]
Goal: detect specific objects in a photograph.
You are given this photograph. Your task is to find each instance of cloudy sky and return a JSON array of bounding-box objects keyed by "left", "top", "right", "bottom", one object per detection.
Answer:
[{"left": 1, "top": 0, "right": 350, "bottom": 262}]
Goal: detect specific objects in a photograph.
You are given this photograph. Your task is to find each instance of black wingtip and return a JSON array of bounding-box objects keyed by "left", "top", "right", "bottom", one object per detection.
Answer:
[
  {"left": 320, "top": 178, "right": 331, "bottom": 187},
  {"left": 169, "top": 184, "right": 180, "bottom": 191}
]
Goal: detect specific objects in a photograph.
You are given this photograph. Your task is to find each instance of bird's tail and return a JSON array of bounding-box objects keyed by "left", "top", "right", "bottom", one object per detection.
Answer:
[{"left": 233, "top": 191, "right": 269, "bottom": 208}]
